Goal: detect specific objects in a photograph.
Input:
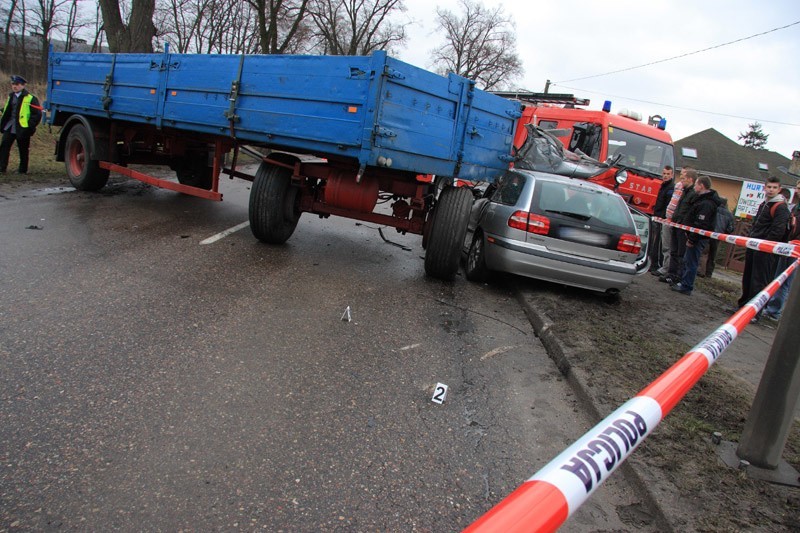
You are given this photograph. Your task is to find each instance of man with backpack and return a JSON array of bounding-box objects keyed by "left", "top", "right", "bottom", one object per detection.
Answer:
[
  {"left": 763, "top": 180, "right": 800, "bottom": 321},
  {"left": 702, "top": 197, "right": 735, "bottom": 278},
  {"left": 738, "top": 176, "right": 791, "bottom": 321}
]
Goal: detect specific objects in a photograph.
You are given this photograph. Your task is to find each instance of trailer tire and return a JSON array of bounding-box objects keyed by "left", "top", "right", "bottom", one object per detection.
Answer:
[
  {"left": 249, "top": 162, "right": 301, "bottom": 244},
  {"left": 175, "top": 158, "right": 213, "bottom": 190},
  {"left": 65, "top": 124, "right": 109, "bottom": 191},
  {"left": 424, "top": 185, "right": 473, "bottom": 281},
  {"left": 465, "top": 230, "right": 490, "bottom": 282}
]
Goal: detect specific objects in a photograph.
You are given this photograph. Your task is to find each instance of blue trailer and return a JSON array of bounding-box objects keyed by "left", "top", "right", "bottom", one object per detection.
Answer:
[{"left": 46, "top": 49, "right": 521, "bottom": 280}]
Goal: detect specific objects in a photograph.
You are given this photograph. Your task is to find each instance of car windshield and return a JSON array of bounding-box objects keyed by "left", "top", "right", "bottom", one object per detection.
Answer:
[
  {"left": 536, "top": 181, "right": 630, "bottom": 227},
  {"left": 606, "top": 127, "right": 674, "bottom": 176}
]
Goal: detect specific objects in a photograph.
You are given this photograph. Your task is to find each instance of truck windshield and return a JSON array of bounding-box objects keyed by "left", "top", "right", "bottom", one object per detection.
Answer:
[{"left": 606, "top": 127, "right": 674, "bottom": 177}]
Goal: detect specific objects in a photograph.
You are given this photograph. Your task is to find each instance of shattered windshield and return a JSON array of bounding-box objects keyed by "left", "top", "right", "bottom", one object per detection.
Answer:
[{"left": 606, "top": 127, "right": 674, "bottom": 177}]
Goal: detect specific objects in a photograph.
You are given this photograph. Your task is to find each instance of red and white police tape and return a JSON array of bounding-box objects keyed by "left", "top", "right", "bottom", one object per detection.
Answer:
[
  {"left": 464, "top": 223, "right": 800, "bottom": 533},
  {"left": 653, "top": 217, "right": 800, "bottom": 259}
]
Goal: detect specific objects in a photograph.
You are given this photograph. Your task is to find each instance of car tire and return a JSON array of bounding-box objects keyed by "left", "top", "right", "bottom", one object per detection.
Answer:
[
  {"left": 465, "top": 231, "right": 490, "bottom": 282},
  {"left": 424, "top": 185, "right": 472, "bottom": 281}
]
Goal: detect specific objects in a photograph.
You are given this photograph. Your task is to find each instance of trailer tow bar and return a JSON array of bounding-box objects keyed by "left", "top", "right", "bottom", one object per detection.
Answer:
[{"left": 98, "top": 161, "right": 223, "bottom": 201}]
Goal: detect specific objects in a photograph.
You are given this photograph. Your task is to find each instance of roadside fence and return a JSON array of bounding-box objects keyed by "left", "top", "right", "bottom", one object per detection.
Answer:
[{"left": 464, "top": 221, "right": 800, "bottom": 533}]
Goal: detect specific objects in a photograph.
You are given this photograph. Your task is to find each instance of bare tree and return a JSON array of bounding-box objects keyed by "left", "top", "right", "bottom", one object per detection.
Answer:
[
  {"left": 156, "top": 0, "right": 264, "bottom": 54},
  {"left": 16, "top": 0, "right": 84, "bottom": 78},
  {"left": 155, "top": 0, "right": 207, "bottom": 53},
  {"left": 307, "top": 0, "right": 407, "bottom": 56},
  {"left": 2, "top": 0, "right": 23, "bottom": 73},
  {"left": 207, "top": 5, "right": 260, "bottom": 53},
  {"left": 98, "top": 0, "right": 157, "bottom": 52},
  {"left": 429, "top": 0, "right": 522, "bottom": 90},
  {"left": 243, "top": 0, "right": 310, "bottom": 54},
  {"left": 89, "top": 2, "right": 106, "bottom": 52},
  {"left": 62, "top": 0, "right": 89, "bottom": 51}
]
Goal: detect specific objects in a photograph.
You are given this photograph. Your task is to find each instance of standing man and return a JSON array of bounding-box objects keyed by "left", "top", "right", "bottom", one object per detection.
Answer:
[
  {"left": 702, "top": 197, "right": 734, "bottom": 278},
  {"left": 738, "top": 176, "right": 791, "bottom": 320},
  {"left": 763, "top": 179, "right": 800, "bottom": 321},
  {"left": 0, "top": 75, "right": 42, "bottom": 174},
  {"left": 671, "top": 176, "right": 722, "bottom": 295},
  {"left": 648, "top": 165, "right": 675, "bottom": 273},
  {"left": 661, "top": 166, "right": 698, "bottom": 284},
  {"left": 654, "top": 166, "right": 684, "bottom": 278}
]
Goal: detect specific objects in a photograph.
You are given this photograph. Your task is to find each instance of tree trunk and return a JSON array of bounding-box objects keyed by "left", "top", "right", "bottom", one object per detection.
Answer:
[{"left": 98, "top": 0, "right": 156, "bottom": 53}]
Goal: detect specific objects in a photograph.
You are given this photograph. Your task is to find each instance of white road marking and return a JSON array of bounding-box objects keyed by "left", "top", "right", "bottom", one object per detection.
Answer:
[
  {"left": 200, "top": 221, "right": 250, "bottom": 245},
  {"left": 400, "top": 343, "right": 421, "bottom": 351}
]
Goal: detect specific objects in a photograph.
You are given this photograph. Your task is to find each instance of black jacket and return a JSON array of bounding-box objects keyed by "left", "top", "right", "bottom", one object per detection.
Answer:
[
  {"left": 673, "top": 186, "right": 697, "bottom": 224},
  {"left": 0, "top": 88, "right": 41, "bottom": 140},
  {"left": 685, "top": 189, "right": 723, "bottom": 244},
  {"left": 652, "top": 178, "right": 675, "bottom": 218},
  {"left": 750, "top": 197, "right": 790, "bottom": 241}
]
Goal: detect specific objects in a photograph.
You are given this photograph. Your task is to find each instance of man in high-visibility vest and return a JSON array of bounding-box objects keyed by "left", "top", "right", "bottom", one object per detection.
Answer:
[{"left": 0, "top": 75, "right": 42, "bottom": 174}]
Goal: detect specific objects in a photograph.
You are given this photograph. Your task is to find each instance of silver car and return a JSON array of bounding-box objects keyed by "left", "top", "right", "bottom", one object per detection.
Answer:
[{"left": 462, "top": 169, "right": 649, "bottom": 295}]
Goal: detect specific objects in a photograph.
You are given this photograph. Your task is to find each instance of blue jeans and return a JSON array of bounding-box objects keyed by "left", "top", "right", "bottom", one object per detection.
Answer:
[
  {"left": 680, "top": 239, "right": 707, "bottom": 292},
  {"left": 765, "top": 257, "right": 796, "bottom": 318}
]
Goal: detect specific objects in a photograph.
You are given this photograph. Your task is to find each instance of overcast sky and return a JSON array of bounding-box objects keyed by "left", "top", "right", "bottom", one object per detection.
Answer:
[{"left": 395, "top": 0, "right": 800, "bottom": 160}]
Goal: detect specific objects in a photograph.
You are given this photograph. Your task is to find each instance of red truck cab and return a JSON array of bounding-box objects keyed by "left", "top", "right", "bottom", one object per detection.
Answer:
[{"left": 498, "top": 93, "right": 675, "bottom": 214}]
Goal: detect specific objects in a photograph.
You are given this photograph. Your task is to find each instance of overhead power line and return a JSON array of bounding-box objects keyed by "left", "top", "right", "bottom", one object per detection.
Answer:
[
  {"left": 555, "top": 20, "right": 800, "bottom": 84},
  {"left": 552, "top": 83, "right": 800, "bottom": 127}
]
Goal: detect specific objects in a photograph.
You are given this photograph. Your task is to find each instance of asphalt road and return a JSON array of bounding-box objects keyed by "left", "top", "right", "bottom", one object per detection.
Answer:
[{"left": 0, "top": 174, "right": 656, "bottom": 531}]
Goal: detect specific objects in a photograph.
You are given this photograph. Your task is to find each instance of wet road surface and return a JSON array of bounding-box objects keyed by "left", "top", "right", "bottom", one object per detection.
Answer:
[{"left": 0, "top": 175, "right": 656, "bottom": 531}]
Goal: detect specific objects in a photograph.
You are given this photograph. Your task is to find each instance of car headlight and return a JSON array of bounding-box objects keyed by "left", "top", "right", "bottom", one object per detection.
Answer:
[{"left": 615, "top": 170, "right": 628, "bottom": 184}]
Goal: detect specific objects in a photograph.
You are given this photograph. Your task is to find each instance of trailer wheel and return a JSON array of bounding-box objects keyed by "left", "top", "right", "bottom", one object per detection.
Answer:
[
  {"left": 249, "top": 161, "right": 301, "bottom": 244},
  {"left": 65, "top": 124, "right": 109, "bottom": 191},
  {"left": 424, "top": 185, "right": 473, "bottom": 281},
  {"left": 421, "top": 205, "right": 436, "bottom": 250},
  {"left": 465, "top": 230, "right": 490, "bottom": 282},
  {"left": 175, "top": 158, "right": 213, "bottom": 190}
]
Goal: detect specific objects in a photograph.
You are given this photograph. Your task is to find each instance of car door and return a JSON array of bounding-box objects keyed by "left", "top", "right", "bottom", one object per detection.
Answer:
[
  {"left": 628, "top": 205, "right": 651, "bottom": 274},
  {"left": 482, "top": 171, "right": 531, "bottom": 241}
]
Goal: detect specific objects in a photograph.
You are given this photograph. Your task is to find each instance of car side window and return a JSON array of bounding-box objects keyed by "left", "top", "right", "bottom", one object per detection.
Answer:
[{"left": 492, "top": 172, "right": 527, "bottom": 205}]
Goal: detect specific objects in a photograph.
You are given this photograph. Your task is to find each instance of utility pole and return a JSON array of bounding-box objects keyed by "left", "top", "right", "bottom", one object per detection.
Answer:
[{"left": 737, "top": 260, "right": 800, "bottom": 468}]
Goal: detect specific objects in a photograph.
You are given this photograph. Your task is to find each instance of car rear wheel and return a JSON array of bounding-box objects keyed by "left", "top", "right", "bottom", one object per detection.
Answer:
[
  {"left": 465, "top": 231, "right": 490, "bottom": 282},
  {"left": 424, "top": 185, "right": 472, "bottom": 281}
]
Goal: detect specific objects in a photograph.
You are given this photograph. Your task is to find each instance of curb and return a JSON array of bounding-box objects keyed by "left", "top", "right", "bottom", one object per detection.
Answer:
[{"left": 514, "top": 288, "right": 675, "bottom": 532}]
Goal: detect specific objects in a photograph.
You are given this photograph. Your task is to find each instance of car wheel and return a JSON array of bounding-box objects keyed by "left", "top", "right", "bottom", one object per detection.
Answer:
[{"left": 465, "top": 231, "right": 490, "bottom": 282}]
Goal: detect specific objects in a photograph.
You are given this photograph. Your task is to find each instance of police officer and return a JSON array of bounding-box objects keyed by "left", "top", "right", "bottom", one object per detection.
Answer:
[{"left": 0, "top": 75, "right": 42, "bottom": 174}]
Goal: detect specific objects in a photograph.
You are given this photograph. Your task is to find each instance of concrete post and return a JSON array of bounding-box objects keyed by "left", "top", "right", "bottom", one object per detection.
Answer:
[{"left": 737, "top": 265, "right": 800, "bottom": 468}]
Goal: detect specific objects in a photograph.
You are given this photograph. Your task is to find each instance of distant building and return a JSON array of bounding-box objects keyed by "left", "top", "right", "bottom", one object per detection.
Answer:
[
  {"left": 674, "top": 128, "right": 799, "bottom": 272},
  {"left": 674, "top": 128, "right": 795, "bottom": 213}
]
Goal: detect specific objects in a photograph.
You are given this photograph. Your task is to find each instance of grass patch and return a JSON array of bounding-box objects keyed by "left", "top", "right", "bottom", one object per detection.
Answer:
[
  {"left": 697, "top": 273, "right": 740, "bottom": 307},
  {"left": 528, "top": 274, "right": 800, "bottom": 530}
]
